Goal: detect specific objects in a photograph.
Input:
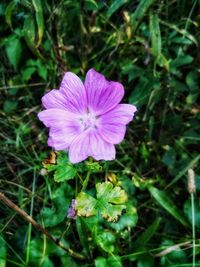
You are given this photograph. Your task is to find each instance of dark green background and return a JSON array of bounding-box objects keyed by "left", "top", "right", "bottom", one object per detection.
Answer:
[{"left": 0, "top": 0, "right": 200, "bottom": 266}]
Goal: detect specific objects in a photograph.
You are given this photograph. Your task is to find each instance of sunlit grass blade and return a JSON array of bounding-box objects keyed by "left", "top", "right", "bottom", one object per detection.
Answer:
[
  {"left": 131, "top": 0, "right": 155, "bottom": 33},
  {"left": 149, "top": 12, "right": 161, "bottom": 58},
  {"left": 32, "top": 0, "right": 44, "bottom": 48},
  {"left": 107, "top": 0, "right": 129, "bottom": 18}
]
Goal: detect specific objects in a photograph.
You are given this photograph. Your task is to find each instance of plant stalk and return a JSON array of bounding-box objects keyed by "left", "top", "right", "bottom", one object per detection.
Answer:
[{"left": 0, "top": 192, "right": 85, "bottom": 260}]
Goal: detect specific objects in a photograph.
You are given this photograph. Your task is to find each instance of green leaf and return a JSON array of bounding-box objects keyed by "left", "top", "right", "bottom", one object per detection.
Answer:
[
  {"left": 76, "top": 182, "right": 128, "bottom": 222},
  {"left": 32, "top": 0, "right": 44, "bottom": 47},
  {"left": 96, "top": 182, "right": 128, "bottom": 204},
  {"left": 95, "top": 231, "right": 116, "bottom": 253},
  {"left": 107, "top": 0, "right": 128, "bottom": 18},
  {"left": 5, "top": 35, "right": 22, "bottom": 70},
  {"left": 24, "top": 59, "right": 47, "bottom": 80},
  {"left": 148, "top": 186, "right": 189, "bottom": 227},
  {"left": 54, "top": 153, "right": 76, "bottom": 182},
  {"left": 149, "top": 13, "right": 161, "bottom": 58},
  {"left": 21, "top": 67, "right": 36, "bottom": 81},
  {"left": 40, "top": 257, "right": 54, "bottom": 267},
  {"left": 45, "top": 152, "right": 76, "bottom": 182},
  {"left": 157, "top": 53, "right": 169, "bottom": 70},
  {"left": 0, "top": 235, "right": 6, "bottom": 267},
  {"left": 95, "top": 257, "right": 108, "bottom": 267},
  {"left": 162, "top": 147, "right": 176, "bottom": 167},
  {"left": 95, "top": 256, "right": 122, "bottom": 267},
  {"left": 96, "top": 182, "right": 128, "bottom": 221},
  {"left": 3, "top": 100, "right": 18, "bottom": 113},
  {"left": 23, "top": 14, "right": 36, "bottom": 51},
  {"left": 35, "top": 60, "right": 47, "bottom": 80},
  {"left": 109, "top": 203, "right": 138, "bottom": 231},
  {"left": 99, "top": 203, "right": 126, "bottom": 222},
  {"left": 131, "top": 0, "right": 155, "bottom": 32},
  {"left": 29, "top": 237, "right": 66, "bottom": 266},
  {"left": 129, "top": 75, "right": 160, "bottom": 107},
  {"left": 76, "top": 192, "right": 97, "bottom": 217},
  {"left": 23, "top": 15, "right": 43, "bottom": 58},
  {"left": 76, "top": 218, "right": 91, "bottom": 257},
  {"left": 61, "top": 255, "right": 78, "bottom": 267},
  {"left": 133, "top": 217, "right": 161, "bottom": 249},
  {"left": 5, "top": 1, "right": 16, "bottom": 28},
  {"left": 137, "top": 254, "right": 154, "bottom": 267},
  {"left": 107, "top": 256, "right": 122, "bottom": 267},
  {"left": 186, "top": 71, "right": 199, "bottom": 92},
  {"left": 84, "top": 0, "right": 98, "bottom": 11},
  {"left": 121, "top": 63, "right": 143, "bottom": 82},
  {"left": 170, "top": 54, "right": 193, "bottom": 75},
  {"left": 40, "top": 183, "right": 73, "bottom": 227}
]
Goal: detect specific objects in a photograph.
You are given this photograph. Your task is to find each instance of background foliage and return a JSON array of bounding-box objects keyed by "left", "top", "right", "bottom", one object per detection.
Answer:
[{"left": 0, "top": 0, "right": 200, "bottom": 266}]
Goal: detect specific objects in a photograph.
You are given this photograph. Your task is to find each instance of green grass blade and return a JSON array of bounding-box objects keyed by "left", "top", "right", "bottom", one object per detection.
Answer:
[
  {"left": 150, "top": 12, "right": 161, "bottom": 58},
  {"left": 131, "top": 0, "right": 155, "bottom": 33},
  {"left": 32, "top": 0, "right": 44, "bottom": 47},
  {"left": 107, "top": 0, "right": 129, "bottom": 18},
  {"left": 133, "top": 217, "right": 161, "bottom": 249},
  {"left": 148, "top": 186, "right": 189, "bottom": 227},
  {"left": 5, "top": 1, "right": 16, "bottom": 28},
  {"left": 166, "top": 155, "right": 200, "bottom": 189}
]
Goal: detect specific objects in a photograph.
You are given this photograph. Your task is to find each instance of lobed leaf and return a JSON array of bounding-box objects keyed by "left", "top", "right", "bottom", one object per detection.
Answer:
[
  {"left": 53, "top": 153, "right": 77, "bottom": 182},
  {"left": 96, "top": 182, "right": 128, "bottom": 204},
  {"left": 76, "top": 192, "right": 97, "bottom": 217},
  {"left": 44, "top": 152, "right": 76, "bottom": 182},
  {"left": 76, "top": 182, "right": 128, "bottom": 222}
]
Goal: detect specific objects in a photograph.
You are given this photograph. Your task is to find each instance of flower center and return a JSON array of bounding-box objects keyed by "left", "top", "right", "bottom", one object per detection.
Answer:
[{"left": 80, "top": 112, "right": 97, "bottom": 130}]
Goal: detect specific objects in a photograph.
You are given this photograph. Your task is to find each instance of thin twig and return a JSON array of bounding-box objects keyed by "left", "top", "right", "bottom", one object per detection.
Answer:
[
  {"left": 154, "top": 241, "right": 190, "bottom": 257},
  {"left": 0, "top": 192, "right": 85, "bottom": 260},
  {"left": 0, "top": 83, "right": 45, "bottom": 90}
]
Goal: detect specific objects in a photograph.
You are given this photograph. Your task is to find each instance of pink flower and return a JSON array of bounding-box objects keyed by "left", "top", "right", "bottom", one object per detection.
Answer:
[{"left": 38, "top": 69, "right": 137, "bottom": 163}]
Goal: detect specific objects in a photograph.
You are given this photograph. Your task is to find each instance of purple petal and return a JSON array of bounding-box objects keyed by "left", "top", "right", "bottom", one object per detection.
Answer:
[
  {"left": 47, "top": 136, "right": 69, "bottom": 150},
  {"left": 69, "top": 129, "right": 116, "bottom": 163},
  {"left": 67, "top": 207, "right": 77, "bottom": 219},
  {"left": 38, "top": 109, "right": 79, "bottom": 128},
  {"left": 48, "top": 127, "right": 79, "bottom": 150},
  {"left": 99, "top": 104, "right": 137, "bottom": 125},
  {"left": 60, "top": 72, "right": 87, "bottom": 113},
  {"left": 67, "top": 199, "right": 77, "bottom": 219},
  {"left": 96, "top": 104, "right": 137, "bottom": 144},
  {"left": 38, "top": 109, "right": 82, "bottom": 150},
  {"left": 84, "top": 69, "right": 124, "bottom": 115},
  {"left": 90, "top": 131, "right": 116, "bottom": 160},
  {"left": 41, "top": 89, "right": 68, "bottom": 110},
  {"left": 98, "top": 124, "right": 126, "bottom": 144}
]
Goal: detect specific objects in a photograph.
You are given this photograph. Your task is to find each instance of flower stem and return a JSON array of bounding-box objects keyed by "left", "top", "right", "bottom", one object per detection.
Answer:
[
  {"left": 82, "top": 157, "right": 93, "bottom": 191},
  {"left": 191, "top": 192, "right": 196, "bottom": 267},
  {"left": 0, "top": 192, "right": 85, "bottom": 259},
  {"left": 188, "top": 168, "right": 196, "bottom": 267},
  {"left": 82, "top": 170, "right": 91, "bottom": 191}
]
